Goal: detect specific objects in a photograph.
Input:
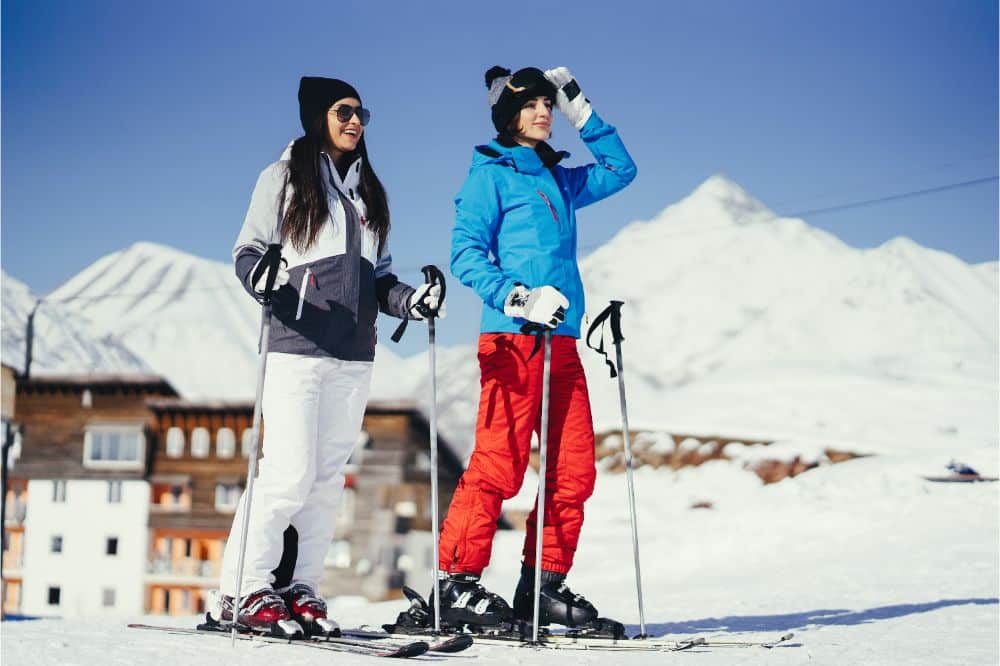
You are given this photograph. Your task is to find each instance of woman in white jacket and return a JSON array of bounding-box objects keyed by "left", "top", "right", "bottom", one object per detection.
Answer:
[{"left": 216, "top": 76, "right": 443, "bottom": 635}]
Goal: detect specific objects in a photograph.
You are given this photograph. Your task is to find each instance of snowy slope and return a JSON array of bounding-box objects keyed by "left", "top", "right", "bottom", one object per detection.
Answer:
[
  {"left": 575, "top": 176, "right": 998, "bottom": 453},
  {"left": 1, "top": 270, "right": 148, "bottom": 375},
  {"left": 46, "top": 242, "right": 416, "bottom": 401},
  {"left": 4, "top": 449, "right": 996, "bottom": 665}
]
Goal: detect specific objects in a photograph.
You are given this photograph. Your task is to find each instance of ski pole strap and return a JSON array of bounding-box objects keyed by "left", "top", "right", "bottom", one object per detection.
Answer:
[
  {"left": 520, "top": 322, "right": 548, "bottom": 361},
  {"left": 250, "top": 244, "right": 285, "bottom": 306},
  {"left": 391, "top": 264, "right": 447, "bottom": 343},
  {"left": 585, "top": 300, "right": 625, "bottom": 378}
]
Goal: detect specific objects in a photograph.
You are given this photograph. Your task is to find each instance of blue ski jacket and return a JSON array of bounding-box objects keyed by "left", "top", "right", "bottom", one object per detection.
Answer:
[{"left": 450, "top": 111, "right": 637, "bottom": 338}]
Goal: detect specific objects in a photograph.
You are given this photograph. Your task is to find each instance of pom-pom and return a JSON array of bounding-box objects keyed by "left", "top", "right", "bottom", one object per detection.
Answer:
[{"left": 484, "top": 66, "right": 511, "bottom": 89}]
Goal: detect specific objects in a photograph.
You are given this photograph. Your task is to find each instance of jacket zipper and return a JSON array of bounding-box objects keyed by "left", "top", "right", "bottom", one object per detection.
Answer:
[
  {"left": 295, "top": 267, "right": 312, "bottom": 321},
  {"left": 537, "top": 190, "right": 559, "bottom": 224}
]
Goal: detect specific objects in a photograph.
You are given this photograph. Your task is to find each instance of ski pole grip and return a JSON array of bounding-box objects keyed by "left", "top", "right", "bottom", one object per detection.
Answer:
[
  {"left": 609, "top": 300, "right": 625, "bottom": 344},
  {"left": 419, "top": 264, "right": 447, "bottom": 319},
  {"left": 254, "top": 244, "right": 284, "bottom": 306}
]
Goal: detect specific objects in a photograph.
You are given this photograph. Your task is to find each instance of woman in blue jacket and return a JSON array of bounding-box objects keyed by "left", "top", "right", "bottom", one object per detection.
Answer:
[{"left": 433, "top": 65, "right": 636, "bottom": 632}]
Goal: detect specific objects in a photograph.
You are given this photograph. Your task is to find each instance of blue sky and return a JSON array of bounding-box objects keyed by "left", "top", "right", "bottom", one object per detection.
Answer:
[{"left": 2, "top": 0, "right": 997, "bottom": 355}]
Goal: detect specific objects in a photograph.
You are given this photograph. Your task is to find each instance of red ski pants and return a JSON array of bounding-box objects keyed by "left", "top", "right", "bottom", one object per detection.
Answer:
[{"left": 438, "top": 333, "right": 597, "bottom": 576}]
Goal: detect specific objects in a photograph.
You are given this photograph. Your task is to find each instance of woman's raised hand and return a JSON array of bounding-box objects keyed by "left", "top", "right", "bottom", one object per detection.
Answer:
[{"left": 544, "top": 66, "right": 593, "bottom": 130}]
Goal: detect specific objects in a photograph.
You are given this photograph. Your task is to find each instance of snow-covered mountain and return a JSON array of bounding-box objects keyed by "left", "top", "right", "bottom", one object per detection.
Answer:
[
  {"left": 11, "top": 177, "right": 998, "bottom": 460},
  {"left": 577, "top": 175, "right": 998, "bottom": 449},
  {"left": 1, "top": 270, "right": 148, "bottom": 375},
  {"left": 419, "top": 176, "right": 999, "bottom": 459}
]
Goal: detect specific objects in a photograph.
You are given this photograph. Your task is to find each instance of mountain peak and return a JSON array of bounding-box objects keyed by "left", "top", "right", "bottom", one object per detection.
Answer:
[
  {"left": 686, "top": 174, "right": 774, "bottom": 223},
  {"left": 649, "top": 175, "right": 775, "bottom": 228}
]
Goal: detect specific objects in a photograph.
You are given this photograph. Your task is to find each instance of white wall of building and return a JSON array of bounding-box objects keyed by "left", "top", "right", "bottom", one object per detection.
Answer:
[{"left": 21, "top": 479, "right": 149, "bottom": 617}]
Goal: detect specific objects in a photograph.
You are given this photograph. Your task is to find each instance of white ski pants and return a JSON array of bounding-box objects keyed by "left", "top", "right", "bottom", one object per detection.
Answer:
[{"left": 220, "top": 352, "right": 372, "bottom": 596}]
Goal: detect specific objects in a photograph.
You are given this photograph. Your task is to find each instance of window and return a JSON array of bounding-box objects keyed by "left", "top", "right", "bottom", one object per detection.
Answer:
[
  {"left": 102, "top": 588, "right": 116, "bottom": 608},
  {"left": 84, "top": 426, "right": 144, "bottom": 469},
  {"left": 162, "top": 588, "right": 170, "bottom": 612},
  {"left": 52, "top": 480, "right": 67, "bottom": 503},
  {"left": 215, "top": 484, "right": 241, "bottom": 513},
  {"left": 191, "top": 427, "right": 210, "bottom": 458},
  {"left": 81, "top": 389, "right": 93, "bottom": 408},
  {"left": 106, "top": 537, "right": 118, "bottom": 556},
  {"left": 165, "top": 427, "right": 185, "bottom": 458},
  {"left": 216, "top": 428, "right": 236, "bottom": 458},
  {"left": 241, "top": 428, "right": 255, "bottom": 458},
  {"left": 107, "top": 480, "right": 122, "bottom": 503},
  {"left": 51, "top": 535, "right": 63, "bottom": 553},
  {"left": 48, "top": 586, "right": 61, "bottom": 606}
]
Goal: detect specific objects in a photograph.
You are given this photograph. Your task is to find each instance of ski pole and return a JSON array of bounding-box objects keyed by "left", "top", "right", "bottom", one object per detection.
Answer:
[
  {"left": 418, "top": 265, "right": 446, "bottom": 635},
  {"left": 231, "top": 244, "right": 283, "bottom": 646},
  {"left": 586, "top": 301, "right": 646, "bottom": 637},
  {"left": 532, "top": 329, "right": 552, "bottom": 644}
]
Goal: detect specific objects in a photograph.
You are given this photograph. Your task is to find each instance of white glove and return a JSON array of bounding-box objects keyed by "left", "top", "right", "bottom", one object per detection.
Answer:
[
  {"left": 503, "top": 284, "right": 569, "bottom": 329},
  {"left": 544, "top": 66, "right": 593, "bottom": 130},
  {"left": 251, "top": 256, "right": 289, "bottom": 294},
  {"left": 409, "top": 283, "right": 446, "bottom": 320}
]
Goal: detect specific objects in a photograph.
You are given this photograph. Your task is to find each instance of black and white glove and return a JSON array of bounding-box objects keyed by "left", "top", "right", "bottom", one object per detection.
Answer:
[
  {"left": 408, "top": 283, "right": 446, "bottom": 320},
  {"left": 503, "top": 284, "right": 568, "bottom": 329},
  {"left": 251, "top": 254, "right": 289, "bottom": 294},
  {"left": 544, "top": 66, "right": 593, "bottom": 130}
]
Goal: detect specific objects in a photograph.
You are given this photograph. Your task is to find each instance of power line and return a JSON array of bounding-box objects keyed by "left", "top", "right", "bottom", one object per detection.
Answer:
[
  {"left": 579, "top": 174, "right": 999, "bottom": 252},
  {"left": 767, "top": 152, "right": 997, "bottom": 210},
  {"left": 784, "top": 176, "right": 998, "bottom": 219}
]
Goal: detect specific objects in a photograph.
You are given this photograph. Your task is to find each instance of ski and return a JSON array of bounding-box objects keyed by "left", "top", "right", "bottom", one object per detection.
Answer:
[
  {"left": 127, "top": 621, "right": 429, "bottom": 658},
  {"left": 344, "top": 627, "right": 795, "bottom": 652},
  {"left": 335, "top": 630, "right": 475, "bottom": 654}
]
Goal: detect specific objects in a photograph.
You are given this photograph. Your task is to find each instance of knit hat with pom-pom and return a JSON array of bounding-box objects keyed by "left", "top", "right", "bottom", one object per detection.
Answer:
[{"left": 485, "top": 65, "right": 556, "bottom": 132}]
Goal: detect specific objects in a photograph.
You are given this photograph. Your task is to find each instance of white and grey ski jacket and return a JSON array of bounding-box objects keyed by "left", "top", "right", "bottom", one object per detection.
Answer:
[{"left": 233, "top": 144, "right": 415, "bottom": 362}]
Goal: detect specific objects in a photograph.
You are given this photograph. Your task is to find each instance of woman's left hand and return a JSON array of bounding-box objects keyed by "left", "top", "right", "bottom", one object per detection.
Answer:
[
  {"left": 408, "top": 283, "right": 446, "bottom": 320},
  {"left": 544, "top": 66, "right": 593, "bottom": 130}
]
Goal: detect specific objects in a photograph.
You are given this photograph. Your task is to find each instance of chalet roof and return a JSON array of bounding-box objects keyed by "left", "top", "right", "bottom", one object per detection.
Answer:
[
  {"left": 17, "top": 373, "right": 177, "bottom": 395},
  {"left": 146, "top": 398, "right": 254, "bottom": 412}
]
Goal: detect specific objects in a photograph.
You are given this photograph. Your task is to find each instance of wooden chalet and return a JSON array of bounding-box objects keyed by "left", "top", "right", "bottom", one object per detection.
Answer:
[{"left": 142, "top": 397, "right": 466, "bottom": 615}]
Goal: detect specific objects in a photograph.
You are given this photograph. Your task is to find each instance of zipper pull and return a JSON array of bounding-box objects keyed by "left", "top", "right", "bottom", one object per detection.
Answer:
[{"left": 295, "top": 267, "right": 311, "bottom": 321}]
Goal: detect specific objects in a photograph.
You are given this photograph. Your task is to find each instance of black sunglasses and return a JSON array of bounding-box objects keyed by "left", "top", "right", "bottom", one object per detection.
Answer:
[{"left": 329, "top": 104, "right": 371, "bottom": 126}]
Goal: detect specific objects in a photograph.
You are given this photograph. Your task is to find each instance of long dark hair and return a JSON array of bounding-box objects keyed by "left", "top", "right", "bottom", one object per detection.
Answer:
[{"left": 280, "top": 114, "right": 390, "bottom": 255}]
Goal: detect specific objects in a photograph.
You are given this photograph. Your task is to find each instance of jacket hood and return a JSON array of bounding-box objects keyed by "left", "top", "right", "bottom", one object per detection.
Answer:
[{"left": 471, "top": 140, "right": 569, "bottom": 175}]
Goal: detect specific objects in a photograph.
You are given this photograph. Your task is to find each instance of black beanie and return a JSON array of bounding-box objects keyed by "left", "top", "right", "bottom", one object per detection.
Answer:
[
  {"left": 298, "top": 76, "right": 362, "bottom": 133},
  {"left": 485, "top": 66, "right": 556, "bottom": 133}
]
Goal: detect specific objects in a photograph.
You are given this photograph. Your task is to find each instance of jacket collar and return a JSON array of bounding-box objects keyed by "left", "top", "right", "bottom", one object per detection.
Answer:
[
  {"left": 473, "top": 139, "right": 569, "bottom": 175},
  {"left": 279, "top": 141, "right": 363, "bottom": 196}
]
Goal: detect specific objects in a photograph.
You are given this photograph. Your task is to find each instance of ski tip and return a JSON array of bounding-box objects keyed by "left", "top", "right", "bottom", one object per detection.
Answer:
[
  {"left": 432, "top": 634, "right": 474, "bottom": 653},
  {"left": 388, "top": 641, "right": 430, "bottom": 658},
  {"left": 762, "top": 632, "right": 795, "bottom": 648}
]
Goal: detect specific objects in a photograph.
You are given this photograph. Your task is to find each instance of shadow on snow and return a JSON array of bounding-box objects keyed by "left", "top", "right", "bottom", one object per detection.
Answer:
[{"left": 634, "top": 597, "right": 999, "bottom": 636}]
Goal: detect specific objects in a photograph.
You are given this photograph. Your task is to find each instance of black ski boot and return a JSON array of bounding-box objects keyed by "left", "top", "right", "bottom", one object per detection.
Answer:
[
  {"left": 385, "top": 575, "right": 515, "bottom": 634},
  {"left": 513, "top": 564, "right": 626, "bottom": 638},
  {"left": 431, "top": 572, "right": 514, "bottom": 631}
]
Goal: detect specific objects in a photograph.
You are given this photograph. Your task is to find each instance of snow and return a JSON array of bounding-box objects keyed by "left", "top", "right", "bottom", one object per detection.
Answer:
[
  {"left": 3, "top": 450, "right": 997, "bottom": 664},
  {"left": 2, "top": 176, "right": 997, "bottom": 663}
]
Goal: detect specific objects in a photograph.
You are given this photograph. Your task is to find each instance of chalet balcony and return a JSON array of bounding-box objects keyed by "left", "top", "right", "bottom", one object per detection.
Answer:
[
  {"left": 4, "top": 501, "right": 26, "bottom": 526},
  {"left": 145, "top": 557, "right": 219, "bottom": 582},
  {"left": 2, "top": 550, "right": 24, "bottom": 573}
]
